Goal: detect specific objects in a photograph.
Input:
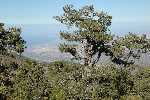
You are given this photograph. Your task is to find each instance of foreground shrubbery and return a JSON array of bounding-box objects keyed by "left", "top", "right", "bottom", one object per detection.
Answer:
[
  {"left": 48, "top": 61, "right": 149, "bottom": 100},
  {"left": 48, "top": 61, "right": 133, "bottom": 99},
  {"left": 1, "top": 57, "right": 149, "bottom": 100},
  {"left": 133, "top": 67, "right": 150, "bottom": 99}
]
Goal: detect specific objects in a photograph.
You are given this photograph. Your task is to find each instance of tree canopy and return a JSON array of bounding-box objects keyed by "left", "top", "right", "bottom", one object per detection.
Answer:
[
  {"left": 54, "top": 5, "right": 113, "bottom": 66},
  {"left": 0, "top": 23, "right": 26, "bottom": 55},
  {"left": 54, "top": 5, "right": 150, "bottom": 67}
]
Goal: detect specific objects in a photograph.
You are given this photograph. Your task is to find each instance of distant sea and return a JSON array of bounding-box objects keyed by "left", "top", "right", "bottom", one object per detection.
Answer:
[{"left": 21, "top": 24, "right": 61, "bottom": 47}]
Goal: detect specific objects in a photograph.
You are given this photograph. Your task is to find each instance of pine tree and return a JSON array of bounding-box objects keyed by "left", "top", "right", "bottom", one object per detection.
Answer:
[
  {"left": 54, "top": 5, "right": 150, "bottom": 67},
  {"left": 54, "top": 5, "right": 113, "bottom": 66}
]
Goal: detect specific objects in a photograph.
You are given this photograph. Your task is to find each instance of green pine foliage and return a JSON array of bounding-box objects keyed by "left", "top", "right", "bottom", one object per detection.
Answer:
[
  {"left": 54, "top": 5, "right": 113, "bottom": 66},
  {"left": 54, "top": 5, "right": 150, "bottom": 67}
]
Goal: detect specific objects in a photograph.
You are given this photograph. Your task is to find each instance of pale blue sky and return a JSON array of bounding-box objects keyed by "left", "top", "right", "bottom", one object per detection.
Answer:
[
  {"left": 0, "top": 0, "right": 150, "bottom": 33},
  {"left": 0, "top": 0, "right": 149, "bottom": 24}
]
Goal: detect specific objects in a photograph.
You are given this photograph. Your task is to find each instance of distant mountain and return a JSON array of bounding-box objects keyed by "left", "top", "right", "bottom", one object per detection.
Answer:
[{"left": 23, "top": 44, "right": 72, "bottom": 62}]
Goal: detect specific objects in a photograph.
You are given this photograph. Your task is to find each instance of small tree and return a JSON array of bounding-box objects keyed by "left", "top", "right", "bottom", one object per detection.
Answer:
[
  {"left": 0, "top": 23, "right": 26, "bottom": 55},
  {"left": 54, "top": 5, "right": 113, "bottom": 66},
  {"left": 0, "top": 22, "right": 26, "bottom": 99},
  {"left": 110, "top": 33, "right": 150, "bottom": 67}
]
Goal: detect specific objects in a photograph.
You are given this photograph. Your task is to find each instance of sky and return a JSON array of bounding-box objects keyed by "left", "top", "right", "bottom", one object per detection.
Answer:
[
  {"left": 0, "top": 0, "right": 149, "bottom": 24},
  {"left": 0, "top": 0, "right": 150, "bottom": 46}
]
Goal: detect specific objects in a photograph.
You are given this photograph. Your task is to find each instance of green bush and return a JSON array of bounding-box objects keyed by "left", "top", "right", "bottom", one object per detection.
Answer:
[
  {"left": 133, "top": 67, "right": 150, "bottom": 100},
  {"left": 12, "top": 60, "right": 52, "bottom": 100},
  {"left": 48, "top": 61, "right": 135, "bottom": 99},
  {"left": 1, "top": 58, "right": 149, "bottom": 100}
]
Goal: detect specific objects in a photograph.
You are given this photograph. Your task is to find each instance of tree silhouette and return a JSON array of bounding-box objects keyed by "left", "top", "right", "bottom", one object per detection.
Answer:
[
  {"left": 54, "top": 5, "right": 150, "bottom": 67},
  {"left": 54, "top": 5, "right": 112, "bottom": 66}
]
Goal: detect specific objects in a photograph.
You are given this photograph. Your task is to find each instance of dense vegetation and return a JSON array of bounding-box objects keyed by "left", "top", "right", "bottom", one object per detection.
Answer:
[
  {"left": 0, "top": 5, "right": 150, "bottom": 100},
  {"left": 1, "top": 58, "right": 150, "bottom": 100}
]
